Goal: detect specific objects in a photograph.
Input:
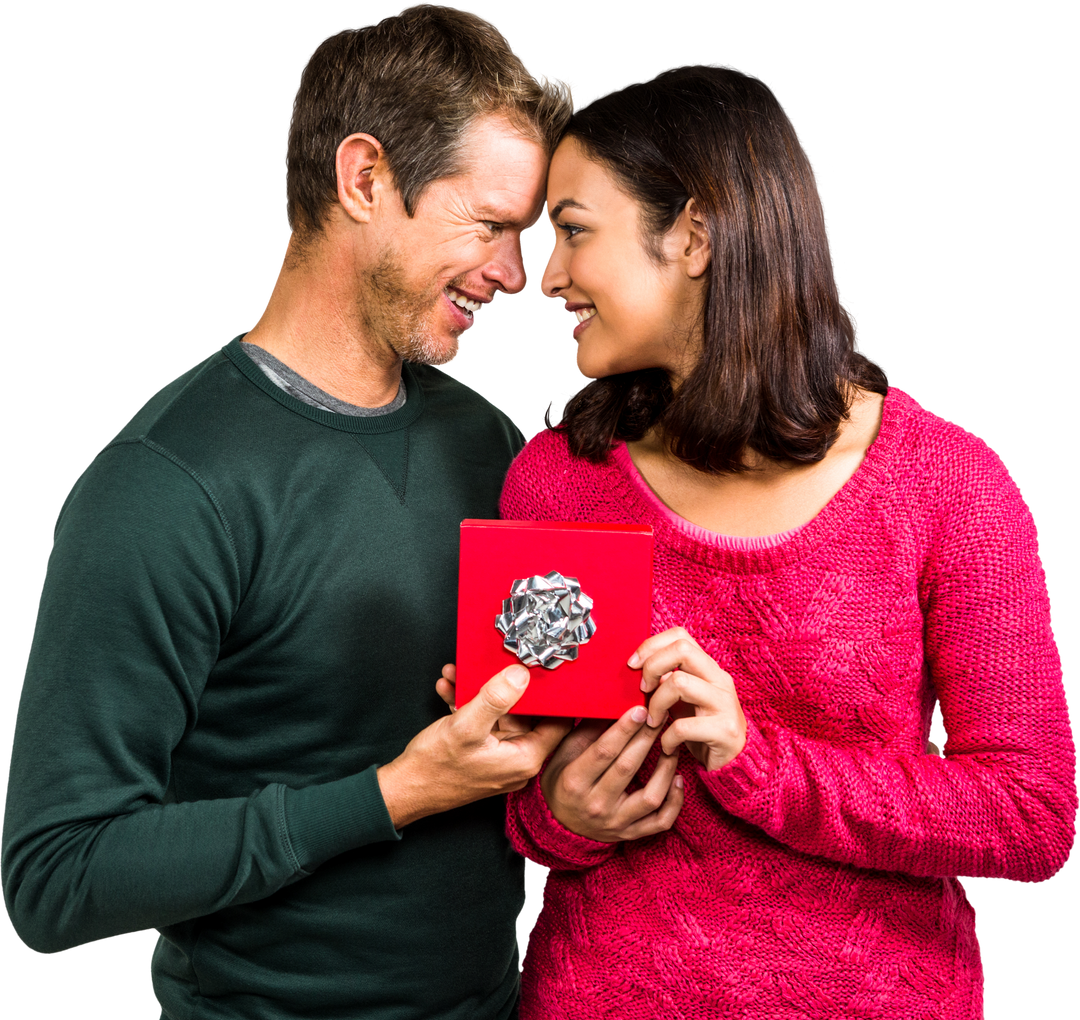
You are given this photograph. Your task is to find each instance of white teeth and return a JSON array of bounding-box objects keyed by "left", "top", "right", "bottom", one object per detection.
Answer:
[
  {"left": 447, "top": 288, "right": 481, "bottom": 313},
  {"left": 574, "top": 307, "right": 597, "bottom": 323}
]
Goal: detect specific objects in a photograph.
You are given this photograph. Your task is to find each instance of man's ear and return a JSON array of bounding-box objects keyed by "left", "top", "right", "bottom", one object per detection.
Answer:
[{"left": 335, "top": 133, "right": 387, "bottom": 223}]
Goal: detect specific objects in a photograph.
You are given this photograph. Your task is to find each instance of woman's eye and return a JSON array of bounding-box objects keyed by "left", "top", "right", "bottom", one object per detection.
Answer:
[{"left": 558, "top": 222, "right": 583, "bottom": 239}]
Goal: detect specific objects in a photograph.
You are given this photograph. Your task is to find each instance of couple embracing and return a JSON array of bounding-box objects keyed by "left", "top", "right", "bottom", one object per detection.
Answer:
[{"left": 4, "top": 6, "right": 1074, "bottom": 1020}]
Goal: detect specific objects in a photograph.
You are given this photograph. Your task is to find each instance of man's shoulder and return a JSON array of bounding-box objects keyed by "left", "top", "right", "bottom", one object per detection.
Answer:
[
  {"left": 408, "top": 364, "right": 524, "bottom": 446},
  {"left": 54, "top": 346, "right": 257, "bottom": 533},
  {"left": 111, "top": 345, "right": 253, "bottom": 449}
]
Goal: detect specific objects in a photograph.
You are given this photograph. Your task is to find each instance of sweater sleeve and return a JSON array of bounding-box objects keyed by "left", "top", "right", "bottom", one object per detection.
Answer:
[
  {"left": 2, "top": 441, "right": 399, "bottom": 954},
  {"left": 700, "top": 438, "right": 1076, "bottom": 882},
  {"left": 505, "top": 774, "right": 619, "bottom": 870}
]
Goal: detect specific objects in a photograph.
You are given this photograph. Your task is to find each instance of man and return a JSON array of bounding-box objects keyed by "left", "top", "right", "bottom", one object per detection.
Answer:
[{"left": 2, "top": 8, "right": 572, "bottom": 1019}]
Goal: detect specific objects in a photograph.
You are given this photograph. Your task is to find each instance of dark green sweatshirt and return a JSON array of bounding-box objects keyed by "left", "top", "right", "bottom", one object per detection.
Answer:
[{"left": 3, "top": 339, "right": 526, "bottom": 1019}]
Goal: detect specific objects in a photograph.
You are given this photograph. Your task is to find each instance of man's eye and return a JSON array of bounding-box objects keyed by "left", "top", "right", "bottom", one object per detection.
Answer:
[{"left": 483, "top": 221, "right": 504, "bottom": 236}]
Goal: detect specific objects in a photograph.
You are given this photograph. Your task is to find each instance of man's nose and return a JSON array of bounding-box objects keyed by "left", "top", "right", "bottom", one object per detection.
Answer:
[{"left": 494, "top": 232, "right": 531, "bottom": 293}]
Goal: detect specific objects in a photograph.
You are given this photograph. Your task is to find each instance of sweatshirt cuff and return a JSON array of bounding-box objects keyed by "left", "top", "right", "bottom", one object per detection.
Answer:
[{"left": 283, "top": 764, "right": 401, "bottom": 872}]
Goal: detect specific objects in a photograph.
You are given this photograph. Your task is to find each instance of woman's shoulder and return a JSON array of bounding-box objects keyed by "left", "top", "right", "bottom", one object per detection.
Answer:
[
  {"left": 501, "top": 428, "right": 620, "bottom": 520},
  {"left": 885, "top": 388, "right": 1011, "bottom": 477},
  {"left": 506, "top": 427, "right": 611, "bottom": 482},
  {"left": 882, "top": 388, "right": 1029, "bottom": 525}
]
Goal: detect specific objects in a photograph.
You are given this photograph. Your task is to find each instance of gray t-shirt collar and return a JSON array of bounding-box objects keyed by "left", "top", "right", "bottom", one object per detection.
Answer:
[{"left": 241, "top": 341, "right": 406, "bottom": 417}]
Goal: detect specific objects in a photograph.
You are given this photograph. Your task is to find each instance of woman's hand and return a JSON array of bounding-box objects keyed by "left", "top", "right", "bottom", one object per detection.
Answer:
[
  {"left": 540, "top": 707, "right": 683, "bottom": 843},
  {"left": 441, "top": 664, "right": 686, "bottom": 842},
  {"left": 632, "top": 627, "right": 747, "bottom": 772}
]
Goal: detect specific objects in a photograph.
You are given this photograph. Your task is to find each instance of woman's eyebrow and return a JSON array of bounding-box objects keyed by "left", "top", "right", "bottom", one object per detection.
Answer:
[{"left": 549, "top": 199, "right": 588, "bottom": 220}]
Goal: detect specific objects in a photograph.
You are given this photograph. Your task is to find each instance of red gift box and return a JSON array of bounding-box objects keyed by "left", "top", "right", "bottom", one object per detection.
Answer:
[{"left": 455, "top": 519, "right": 654, "bottom": 718}]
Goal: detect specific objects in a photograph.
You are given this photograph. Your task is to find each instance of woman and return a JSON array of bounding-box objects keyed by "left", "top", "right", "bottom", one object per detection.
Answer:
[{"left": 499, "top": 67, "right": 1076, "bottom": 1018}]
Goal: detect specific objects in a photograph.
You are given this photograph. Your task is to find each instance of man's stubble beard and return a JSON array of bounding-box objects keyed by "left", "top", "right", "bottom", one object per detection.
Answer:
[{"left": 361, "top": 247, "right": 462, "bottom": 367}]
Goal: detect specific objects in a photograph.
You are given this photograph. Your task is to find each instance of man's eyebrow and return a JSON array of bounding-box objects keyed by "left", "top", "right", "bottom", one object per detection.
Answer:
[
  {"left": 475, "top": 203, "right": 544, "bottom": 229},
  {"left": 475, "top": 206, "right": 515, "bottom": 223},
  {"left": 549, "top": 199, "right": 588, "bottom": 220}
]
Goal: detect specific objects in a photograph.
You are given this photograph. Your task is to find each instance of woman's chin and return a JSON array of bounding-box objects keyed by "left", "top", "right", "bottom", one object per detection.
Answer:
[
  {"left": 574, "top": 358, "right": 600, "bottom": 382},
  {"left": 575, "top": 353, "right": 606, "bottom": 380}
]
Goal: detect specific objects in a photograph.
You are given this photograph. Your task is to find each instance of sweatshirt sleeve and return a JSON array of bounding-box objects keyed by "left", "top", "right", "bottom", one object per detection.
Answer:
[
  {"left": 2, "top": 440, "right": 398, "bottom": 954},
  {"left": 699, "top": 437, "right": 1076, "bottom": 882}
]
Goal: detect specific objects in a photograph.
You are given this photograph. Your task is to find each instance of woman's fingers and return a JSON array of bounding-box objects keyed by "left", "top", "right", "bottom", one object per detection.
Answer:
[
  {"left": 572, "top": 705, "right": 652, "bottom": 786},
  {"left": 644, "top": 641, "right": 725, "bottom": 690},
  {"left": 660, "top": 713, "right": 746, "bottom": 769},
  {"left": 629, "top": 750, "right": 679, "bottom": 810},
  {"left": 543, "top": 707, "right": 680, "bottom": 841},
  {"left": 628, "top": 626, "right": 693, "bottom": 670},
  {"left": 619, "top": 768, "right": 685, "bottom": 841},
  {"left": 647, "top": 671, "right": 728, "bottom": 727},
  {"left": 635, "top": 633, "right": 729, "bottom": 695},
  {"left": 546, "top": 719, "right": 607, "bottom": 772}
]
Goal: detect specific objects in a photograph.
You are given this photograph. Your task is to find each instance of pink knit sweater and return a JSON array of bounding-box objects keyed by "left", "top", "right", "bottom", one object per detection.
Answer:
[{"left": 502, "top": 389, "right": 1075, "bottom": 1020}]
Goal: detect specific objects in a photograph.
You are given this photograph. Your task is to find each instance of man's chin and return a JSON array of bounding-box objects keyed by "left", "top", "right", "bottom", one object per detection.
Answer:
[{"left": 400, "top": 332, "right": 460, "bottom": 367}]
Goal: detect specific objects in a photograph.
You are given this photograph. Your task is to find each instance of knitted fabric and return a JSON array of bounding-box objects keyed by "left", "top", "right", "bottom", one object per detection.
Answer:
[{"left": 502, "top": 388, "right": 1076, "bottom": 1020}]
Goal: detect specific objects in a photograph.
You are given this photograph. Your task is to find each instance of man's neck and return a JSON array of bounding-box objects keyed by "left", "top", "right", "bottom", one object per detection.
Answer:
[{"left": 243, "top": 234, "right": 405, "bottom": 408}]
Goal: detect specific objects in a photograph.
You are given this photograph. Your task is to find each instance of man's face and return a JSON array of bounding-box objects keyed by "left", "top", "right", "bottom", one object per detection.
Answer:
[{"left": 360, "top": 113, "right": 549, "bottom": 365}]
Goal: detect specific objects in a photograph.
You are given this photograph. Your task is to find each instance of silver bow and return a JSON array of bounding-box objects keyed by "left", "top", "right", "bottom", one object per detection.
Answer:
[{"left": 495, "top": 571, "right": 597, "bottom": 669}]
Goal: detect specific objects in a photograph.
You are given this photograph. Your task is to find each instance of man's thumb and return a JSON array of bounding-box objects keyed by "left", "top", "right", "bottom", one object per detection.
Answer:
[{"left": 463, "top": 664, "right": 530, "bottom": 724}]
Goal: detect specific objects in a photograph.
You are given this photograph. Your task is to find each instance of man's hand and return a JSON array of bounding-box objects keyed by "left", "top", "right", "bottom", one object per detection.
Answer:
[
  {"left": 436, "top": 663, "right": 533, "bottom": 735},
  {"left": 378, "top": 664, "right": 570, "bottom": 828},
  {"left": 540, "top": 707, "right": 683, "bottom": 843}
]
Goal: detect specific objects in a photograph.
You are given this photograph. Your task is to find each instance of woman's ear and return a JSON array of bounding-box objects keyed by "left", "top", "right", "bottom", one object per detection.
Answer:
[{"left": 682, "top": 198, "right": 711, "bottom": 278}]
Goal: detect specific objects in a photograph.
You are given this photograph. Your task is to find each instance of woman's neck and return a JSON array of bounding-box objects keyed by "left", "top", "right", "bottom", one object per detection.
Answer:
[{"left": 626, "top": 388, "right": 884, "bottom": 537}]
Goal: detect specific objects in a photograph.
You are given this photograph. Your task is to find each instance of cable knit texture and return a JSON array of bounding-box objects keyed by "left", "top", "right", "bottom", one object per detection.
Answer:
[{"left": 502, "top": 389, "right": 1075, "bottom": 1020}]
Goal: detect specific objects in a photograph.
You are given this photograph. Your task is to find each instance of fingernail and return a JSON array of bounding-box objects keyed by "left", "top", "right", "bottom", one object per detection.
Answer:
[
  {"left": 674, "top": 775, "right": 684, "bottom": 789},
  {"left": 640, "top": 677, "right": 648, "bottom": 692},
  {"left": 509, "top": 666, "right": 530, "bottom": 688},
  {"left": 630, "top": 705, "right": 647, "bottom": 723},
  {"left": 646, "top": 713, "right": 657, "bottom": 728},
  {"left": 628, "top": 652, "right": 642, "bottom": 668}
]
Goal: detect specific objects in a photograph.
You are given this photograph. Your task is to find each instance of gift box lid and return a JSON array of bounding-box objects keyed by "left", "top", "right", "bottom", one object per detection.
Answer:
[{"left": 455, "top": 519, "right": 654, "bottom": 718}]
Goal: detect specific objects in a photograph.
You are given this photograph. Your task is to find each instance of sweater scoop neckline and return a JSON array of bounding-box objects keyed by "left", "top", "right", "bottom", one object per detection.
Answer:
[{"left": 607, "top": 387, "right": 911, "bottom": 574}]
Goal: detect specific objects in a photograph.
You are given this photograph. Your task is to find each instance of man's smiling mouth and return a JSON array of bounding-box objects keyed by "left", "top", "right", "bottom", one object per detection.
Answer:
[{"left": 447, "top": 286, "right": 482, "bottom": 314}]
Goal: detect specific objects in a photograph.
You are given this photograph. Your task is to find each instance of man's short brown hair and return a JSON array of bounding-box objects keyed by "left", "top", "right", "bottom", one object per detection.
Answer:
[{"left": 286, "top": 5, "right": 571, "bottom": 236}]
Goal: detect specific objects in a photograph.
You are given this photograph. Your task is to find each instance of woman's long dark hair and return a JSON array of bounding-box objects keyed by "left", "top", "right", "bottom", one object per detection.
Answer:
[{"left": 555, "top": 66, "right": 887, "bottom": 472}]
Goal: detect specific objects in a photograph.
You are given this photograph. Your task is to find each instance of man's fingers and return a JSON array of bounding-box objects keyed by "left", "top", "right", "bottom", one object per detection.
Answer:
[
  {"left": 435, "top": 677, "right": 456, "bottom": 712},
  {"left": 495, "top": 713, "right": 536, "bottom": 736},
  {"left": 521, "top": 717, "right": 574, "bottom": 755}
]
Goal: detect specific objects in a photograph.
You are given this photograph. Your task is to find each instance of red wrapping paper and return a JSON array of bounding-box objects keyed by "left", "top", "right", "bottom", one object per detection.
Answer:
[{"left": 455, "top": 519, "right": 654, "bottom": 718}]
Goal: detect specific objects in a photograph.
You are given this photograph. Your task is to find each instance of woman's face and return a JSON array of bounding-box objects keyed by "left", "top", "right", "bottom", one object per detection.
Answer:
[{"left": 541, "top": 137, "right": 707, "bottom": 381}]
